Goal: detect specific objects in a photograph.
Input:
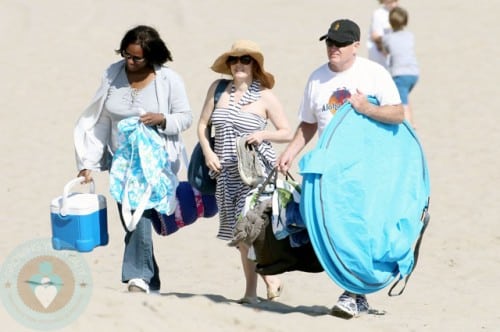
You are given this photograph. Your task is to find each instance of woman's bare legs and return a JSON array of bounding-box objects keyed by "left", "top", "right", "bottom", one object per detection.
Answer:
[{"left": 238, "top": 244, "right": 282, "bottom": 302}]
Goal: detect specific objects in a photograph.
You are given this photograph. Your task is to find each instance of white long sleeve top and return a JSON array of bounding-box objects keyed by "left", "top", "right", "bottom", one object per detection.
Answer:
[{"left": 74, "top": 60, "right": 192, "bottom": 172}]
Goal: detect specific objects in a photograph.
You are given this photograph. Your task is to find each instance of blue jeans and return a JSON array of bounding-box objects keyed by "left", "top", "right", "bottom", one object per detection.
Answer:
[
  {"left": 117, "top": 204, "right": 160, "bottom": 291},
  {"left": 393, "top": 75, "right": 419, "bottom": 105}
]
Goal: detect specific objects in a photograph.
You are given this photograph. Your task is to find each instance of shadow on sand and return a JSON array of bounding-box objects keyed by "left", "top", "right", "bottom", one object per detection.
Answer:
[{"left": 160, "top": 291, "right": 331, "bottom": 317}]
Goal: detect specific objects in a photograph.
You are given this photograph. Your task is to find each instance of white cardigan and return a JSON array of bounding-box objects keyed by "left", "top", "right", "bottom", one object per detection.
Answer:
[{"left": 74, "top": 60, "right": 192, "bottom": 172}]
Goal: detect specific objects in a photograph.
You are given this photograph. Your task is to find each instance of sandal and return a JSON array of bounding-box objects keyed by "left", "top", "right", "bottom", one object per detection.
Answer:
[
  {"left": 267, "top": 281, "right": 284, "bottom": 301},
  {"left": 236, "top": 137, "right": 266, "bottom": 187}
]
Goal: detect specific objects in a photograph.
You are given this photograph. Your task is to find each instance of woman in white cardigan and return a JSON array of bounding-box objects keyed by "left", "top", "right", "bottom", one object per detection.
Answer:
[{"left": 74, "top": 25, "right": 192, "bottom": 293}]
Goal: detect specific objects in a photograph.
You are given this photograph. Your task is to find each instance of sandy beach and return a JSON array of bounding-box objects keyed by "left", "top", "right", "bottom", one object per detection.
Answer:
[{"left": 1, "top": 0, "right": 499, "bottom": 330}]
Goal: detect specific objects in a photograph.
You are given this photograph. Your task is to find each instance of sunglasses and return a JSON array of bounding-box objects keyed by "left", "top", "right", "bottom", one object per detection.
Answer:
[
  {"left": 227, "top": 55, "right": 253, "bottom": 66},
  {"left": 121, "top": 50, "right": 146, "bottom": 63},
  {"left": 325, "top": 38, "right": 354, "bottom": 48}
]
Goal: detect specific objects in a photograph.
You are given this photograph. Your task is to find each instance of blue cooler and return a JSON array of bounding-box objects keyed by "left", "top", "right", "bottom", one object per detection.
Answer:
[{"left": 50, "top": 177, "right": 108, "bottom": 252}]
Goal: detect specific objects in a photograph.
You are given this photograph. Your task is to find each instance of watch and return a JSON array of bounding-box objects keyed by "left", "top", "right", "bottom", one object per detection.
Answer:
[{"left": 157, "top": 114, "right": 166, "bottom": 129}]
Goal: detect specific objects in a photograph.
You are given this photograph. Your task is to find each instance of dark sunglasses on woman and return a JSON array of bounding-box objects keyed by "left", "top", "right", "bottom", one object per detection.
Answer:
[{"left": 227, "top": 55, "right": 253, "bottom": 66}]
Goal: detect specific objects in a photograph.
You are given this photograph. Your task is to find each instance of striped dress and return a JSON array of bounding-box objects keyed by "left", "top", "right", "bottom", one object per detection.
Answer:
[{"left": 210, "top": 80, "right": 276, "bottom": 240}]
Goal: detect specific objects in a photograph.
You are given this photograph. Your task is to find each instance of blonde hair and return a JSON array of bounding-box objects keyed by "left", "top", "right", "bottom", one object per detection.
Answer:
[{"left": 389, "top": 6, "right": 408, "bottom": 31}]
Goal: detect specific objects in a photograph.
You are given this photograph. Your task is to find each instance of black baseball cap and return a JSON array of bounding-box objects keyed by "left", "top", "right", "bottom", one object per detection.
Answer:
[{"left": 319, "top": 19, "right": 360, "bottom": 43}]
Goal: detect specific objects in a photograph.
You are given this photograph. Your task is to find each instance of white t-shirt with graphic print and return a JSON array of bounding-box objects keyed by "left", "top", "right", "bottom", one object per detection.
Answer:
[{"left": 299, "top": 56, "right": 401, "bottom": 137}]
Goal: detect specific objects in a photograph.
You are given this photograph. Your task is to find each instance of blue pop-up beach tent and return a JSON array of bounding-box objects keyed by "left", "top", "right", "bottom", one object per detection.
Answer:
[{"left": 299, "top": 97, "right": 430, "bottom": 295}]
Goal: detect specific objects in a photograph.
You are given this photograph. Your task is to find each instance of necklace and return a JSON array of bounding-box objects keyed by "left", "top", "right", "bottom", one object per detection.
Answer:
[{"left": 130, "top": 88, "right": 140, "bottom": 105}]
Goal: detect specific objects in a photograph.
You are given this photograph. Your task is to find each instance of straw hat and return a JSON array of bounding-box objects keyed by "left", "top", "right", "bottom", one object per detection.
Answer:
[{"left": 211, "top": 40, "right": 275, "bottom": 88}]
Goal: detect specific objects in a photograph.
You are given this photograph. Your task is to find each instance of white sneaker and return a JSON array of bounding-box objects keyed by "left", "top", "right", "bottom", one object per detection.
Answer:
[
  {"left": 331, "top": 292, "right": 358, "bottom": 319},
  {"left": 127, "top": 278, "right": 150, "bottom": 294}
]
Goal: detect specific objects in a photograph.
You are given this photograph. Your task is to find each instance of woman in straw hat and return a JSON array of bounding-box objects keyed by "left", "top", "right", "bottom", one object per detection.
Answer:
[{"left": 197, "top": 40, "right": 291, "bottom": 304}]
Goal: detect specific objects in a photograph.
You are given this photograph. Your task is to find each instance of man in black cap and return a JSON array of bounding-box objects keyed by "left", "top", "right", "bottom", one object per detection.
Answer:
[{"left": 277, "top": 19, "right": 404, "bottom": 319}]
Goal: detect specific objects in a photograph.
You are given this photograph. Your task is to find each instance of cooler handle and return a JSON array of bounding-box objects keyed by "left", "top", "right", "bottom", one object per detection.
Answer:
[{"left": 60, "top": 177, "right": 95, "bottom": 216}]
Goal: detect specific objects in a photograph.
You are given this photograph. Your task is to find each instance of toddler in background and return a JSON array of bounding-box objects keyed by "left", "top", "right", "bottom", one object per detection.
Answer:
[{"left": 383, "top": 6, "right": 419, "bottom": 128}]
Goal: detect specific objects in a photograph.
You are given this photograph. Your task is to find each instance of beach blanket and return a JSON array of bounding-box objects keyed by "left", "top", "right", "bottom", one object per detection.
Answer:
[
  {"left": 110, "top": 117, "right": 178, "bottom": 231},
  {"left": 151, "top": 181, "right": 218, "bottom": 236},
  {"left": 299, "top": 97, "right": 430, "bottom": 295}
]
